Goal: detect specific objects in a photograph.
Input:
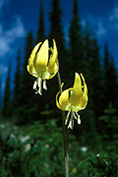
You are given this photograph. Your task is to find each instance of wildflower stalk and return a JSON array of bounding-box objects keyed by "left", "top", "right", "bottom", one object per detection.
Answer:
[{"left": 57, "top": 71, "right": 69, "bottom": 177}]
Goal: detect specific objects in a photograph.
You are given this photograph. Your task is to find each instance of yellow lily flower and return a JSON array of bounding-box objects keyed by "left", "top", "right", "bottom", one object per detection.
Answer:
[
  {"left": 56, "top": 73, "right": 88, "bottom": 129},
  {"left": 27, "top": 39, "right": 59, "bottom": 95}
]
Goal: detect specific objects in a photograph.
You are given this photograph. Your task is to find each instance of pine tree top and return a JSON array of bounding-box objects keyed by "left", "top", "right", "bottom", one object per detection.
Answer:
[{"left": 37, "top": 0, "right": 45, "bottom": 42}]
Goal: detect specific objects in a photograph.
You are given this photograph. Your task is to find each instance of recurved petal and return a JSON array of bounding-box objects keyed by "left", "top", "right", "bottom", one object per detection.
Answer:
[
  {"left": 28, "top": 42, "right": 42, "bottom": 66},
  {"left": 80, "top": 73, "right": 88, "bottom": 95},
  {"left": 56, "top": 83, "right": 66, "bottom": 110},
  {"left": 77, "top": 74, "right": 88, "bottom": 109},
  {"left": 70, "top": 73, "right": 83, "bottom": 105},
  {"left": 46, "top": 62, "right": 59, "bottom": 79},
  {"left": 47, "top": 39, "right": 58, "bottom": 73},
  {"left": 27, "top": 64, "right": 38, "bottom": 78},
  {"left": 79, "top": 74, "right": 88, "bottom": 109},
  {"left": 59, "top": 88, "right": 73, "bottom": 111},
  {"left": 52, "top": 39, "right": 58, "bottom": 61},
  {"left": 56, "top": 90, "right": 65, "bottom": 111},
  {"left": 79, "top": 94, "right": 88, "bottom": 109},
  {"left": 34, "top": 39, "right": 49, "bottom": 71}
]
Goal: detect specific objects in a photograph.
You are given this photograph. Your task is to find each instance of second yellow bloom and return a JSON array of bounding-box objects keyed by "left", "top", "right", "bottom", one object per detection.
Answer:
[{"left": 56, "top": 73, "right": 88, "bottom": 129}]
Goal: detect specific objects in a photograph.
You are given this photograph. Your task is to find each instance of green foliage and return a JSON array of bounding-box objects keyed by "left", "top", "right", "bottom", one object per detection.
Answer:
[
  {"left": 81, "top": 152, "right": 118, "bottom": 177},
  {"left": 0, "top": 119, "right": 86, "bottom": 177},
  {"left": 99, "top": 103, "right": 118, "bottom": 150},
  {"left": 1, "top": 119, "right": 118, "bottom": 177},
  {"left": 27, "top": 119, "right": 64, "bottom": 176}
]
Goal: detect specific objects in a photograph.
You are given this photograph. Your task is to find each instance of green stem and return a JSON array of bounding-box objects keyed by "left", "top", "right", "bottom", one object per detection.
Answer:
[{"left": 57, "top": 71, "right": 69, "bottom": 177}]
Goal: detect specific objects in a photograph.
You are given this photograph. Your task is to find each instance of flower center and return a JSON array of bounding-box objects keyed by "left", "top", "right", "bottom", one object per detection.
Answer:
[
  {"left": 33, "top": 77, "right": 47, "bottom": 95},
  {"left": 65, "top": 110, "right": 81, "bottom": 129}
]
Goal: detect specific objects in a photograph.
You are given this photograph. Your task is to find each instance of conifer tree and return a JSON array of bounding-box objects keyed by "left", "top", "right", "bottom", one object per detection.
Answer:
[
  {"left": 109, "top": 58, "right": 118, "bottom": 108},
  {"left": 11, "top": 50, "right": 22, "bottom": 121},
  {"left": 18, "top": 31, "right": 36, "bottom": 124},
  {"left": 105, "top": 56, "right": 118, "bottom": 109},
  {"left": 79, "top": 27, "right": 98, "bottom": 135},
  {"left": 49, "top": 0, "right": 66, "bottom": 67},
  {"left": 21, "top": 31, "right": 34, "bottom": 101},
  {"left": 104, "top": 43, "right": 109, "bottom": 74},
  {"left": 87, "top": 38, "right": 106, "bottom": 135},
  {"left": 2, "top": 62, "right": 11, "bottom": 118},
  {"left": 23, "top": 32, "right": 34, "bottom": 73},
  {"left": 99, "top": 103, "right": 118, "bottom": 145},
  {"left": 90, "top": 38, "right": 104, "bottom": 118},
  {"left": 102, "top": 43, "right": 109, "bottom": 109},
  {"left": 13, "top": 50, "right": 21, "bottom": 105},
  {"left": 36, "top": 0, "right": 45, "bottom": 42},
  {"left": 82, "top": 22, "right": 94, "bottom": 103},
  {"left": 0, "top": 78, "right": 2, "bottom": 116},
  {"left": 103, "top": 44, "right": 118, "bottom": 110},
  {"left": 83, "top": 22, "right": 95, "bottom": 73},
  {"left": 69, "top": 0, "right": 83, "bottom": 71}
]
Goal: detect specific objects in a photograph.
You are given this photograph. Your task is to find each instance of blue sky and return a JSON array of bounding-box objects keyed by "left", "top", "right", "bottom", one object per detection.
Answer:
[{"left": 0, "top": 0, "right": 118, "bottom": 95}]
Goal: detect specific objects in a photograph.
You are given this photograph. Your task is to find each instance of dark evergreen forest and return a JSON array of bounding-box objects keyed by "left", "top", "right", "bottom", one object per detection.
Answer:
[{"left": 0, "top": 0, "right": 118, "bottom": 176}]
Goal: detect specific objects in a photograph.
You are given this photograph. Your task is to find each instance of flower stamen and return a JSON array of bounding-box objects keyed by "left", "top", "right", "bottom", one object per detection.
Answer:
[
  {"left": 73, "top": 112, "right": 81, "bottom": 125},
  {"left": 37, "top": 77, "right": 42, "bottom": 95},
  {"left": 33, "top": 80, "right": 37, "bottom": 90},
  {"left": 77, "top": 117, "right": 81, "bottom": 125},
  {"left": 65, "top": 111, "right": 71, "bottom": 125},
  {"left": 67, "top": 111, "right": 74, "bottom": 129},
  {"left": 43, "top": 79, "right": 47, "bottom": 90}
]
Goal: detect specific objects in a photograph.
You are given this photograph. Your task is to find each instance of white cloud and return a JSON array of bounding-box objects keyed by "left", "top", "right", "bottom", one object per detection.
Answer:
[
  {"left": 0, "top": 64, "right": 8, "bottom": 74},
  {"left": 109, "top": 5, "right": 118, "bottom": 31},
  {"left": 81, "top": 5, "right": 118, "bottom": 38},
  {"left": 0, "top": 0, "right": 5, "bottom": 9},
  {"left": 0, "top": 0, "right": 9, "bottom": 11},
  {"left": 1, "top": 81, "right": 5, "bottom": 90},
  {"left": 96, "top": 22, "right": 106, "bottom": 37},
  {"left": 0, "top": 16, "right": 25, "bottom": 57},
  {"left": 81, "top": 20, "right": 86, "bottom": 27},
  {"left": 109, "top": 6, "right": 118, "bottom": 21}
]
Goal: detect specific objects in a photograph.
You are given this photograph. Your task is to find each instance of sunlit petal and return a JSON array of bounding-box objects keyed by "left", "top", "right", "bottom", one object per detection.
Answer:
[
  {"left": 59, "top": 88, "right": 72, "bottom": 110},
  {"left": 28, "top": 42, "right": 42, "bottom": 66},
  {"left": 27, "top": 65, "right": 38, "bottom": 78},
  {"left": 56, "top": 90, "right": 65, "bottom": 111},
  {"left": 70, "top": 73, "right": 83, "bottom": 105},
  {"left": 34, "top": 39, "right": 49, "bottom": 71},
  {"left": 47, "top": 39, "right": 58, "bottom": 72},
  {"left": 79, "top": 94, "right": 88, "bottom": 109},
  {"left": 27, "top": 39, "right": 59, "bottom": 95},
  {"left": 80, "top": 73, "right": 88, "bottom": 95},
  {"left": 78, "top": 73, "right": 88, "bottom": 109},
  {"left": 45, "top": 62, "right": 59, "bottom": 79}
]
